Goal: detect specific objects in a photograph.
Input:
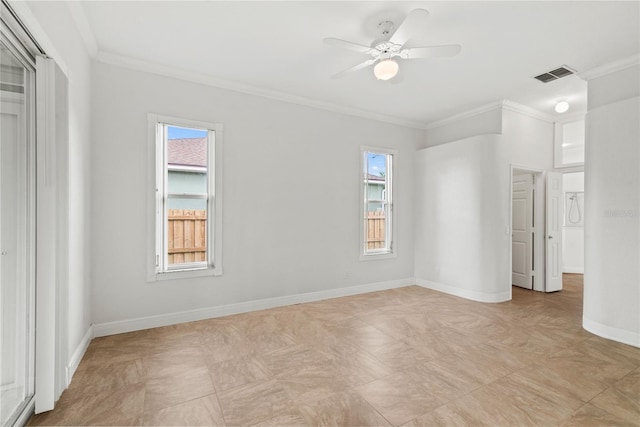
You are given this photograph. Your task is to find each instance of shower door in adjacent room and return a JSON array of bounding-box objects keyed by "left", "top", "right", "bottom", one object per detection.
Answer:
[{"left": 0, "top": 27, "right": 36, "bottom": 426}]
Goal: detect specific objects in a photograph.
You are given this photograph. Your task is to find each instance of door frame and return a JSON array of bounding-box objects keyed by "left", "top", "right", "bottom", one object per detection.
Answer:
[
  {"left": 510, "top": 164, "right": 546, "bottom": 293},
  {"left": 2, "top": 0, "right": 70, "bottom": 417}
]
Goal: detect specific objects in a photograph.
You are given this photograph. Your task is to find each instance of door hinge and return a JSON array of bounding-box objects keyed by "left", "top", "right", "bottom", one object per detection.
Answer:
[{"left": 155, "top": 254, "right": 160, "bottom": 267}]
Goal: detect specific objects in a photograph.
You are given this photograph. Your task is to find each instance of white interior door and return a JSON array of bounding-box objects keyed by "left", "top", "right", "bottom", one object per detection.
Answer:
[
  {"left": 546, "top": 172, "right": 563, "bottom": 292},
  {"left": 512, "top": 174, "right": 533, "bottom": 289}
]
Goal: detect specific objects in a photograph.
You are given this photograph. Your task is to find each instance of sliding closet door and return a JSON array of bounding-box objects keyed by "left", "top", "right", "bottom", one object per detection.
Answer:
[{"left": 0, "top": 35, "right": 36, "bottom": 426}]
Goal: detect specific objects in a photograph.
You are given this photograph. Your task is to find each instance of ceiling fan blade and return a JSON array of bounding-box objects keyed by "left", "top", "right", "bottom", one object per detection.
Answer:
[
  {"left": 331, "top": 59, "right": 376, "bottom": 79},
  {"left": 389, "top": 8, "right": 430, "bottom": 46},
  {"left": 400, "top": 44, "right": 462, "bottom": 59},
  {"left": 323, "top": 37, "right": 373, "bottom": 54}
]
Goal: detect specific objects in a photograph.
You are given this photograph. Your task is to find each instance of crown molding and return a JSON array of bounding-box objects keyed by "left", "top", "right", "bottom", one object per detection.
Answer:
[
  {"left": 424, "top": 99, "right": 557, "bottom": 130},
  {"left": 502, "top": 100, "right": 555, "bottom": 123},
  {"left": 579, "top": 54, "right": 640, "bottom": 81},
  {"left": 96, "top": 51, "right": 428, "bottom": 130},
  {"left": 66, "top": 1, "right": 98, "bottom": 57},
  {"left": 424, "top": 100, "right": 504, "bottom": 130}
]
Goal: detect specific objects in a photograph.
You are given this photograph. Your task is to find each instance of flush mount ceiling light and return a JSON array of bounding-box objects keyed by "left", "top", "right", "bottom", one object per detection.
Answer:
[
  {"left": 555, "top": 100, "right": 570, "bottom": 113},
  {"left": 374, "top": 59, "right": 399, "bottom": 80}
]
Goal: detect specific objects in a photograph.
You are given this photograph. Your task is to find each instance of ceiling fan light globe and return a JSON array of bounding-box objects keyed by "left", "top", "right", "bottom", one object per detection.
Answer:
[
  {"left": 555, "top": 101, "right": 570, "bottom": 113},
  {"left": 374, "top": 59, "right": 399, "bottom": 80}
]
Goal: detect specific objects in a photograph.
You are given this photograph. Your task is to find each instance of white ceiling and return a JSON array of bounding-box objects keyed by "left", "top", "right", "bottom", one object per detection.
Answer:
[{"left": 76, "top": 1, "right": 639, "bottom": 127}]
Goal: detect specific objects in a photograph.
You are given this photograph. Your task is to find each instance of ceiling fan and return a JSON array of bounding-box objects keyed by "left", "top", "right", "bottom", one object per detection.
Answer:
[{"left": 324, "top": 9, "right": 461, "bottom": 81}]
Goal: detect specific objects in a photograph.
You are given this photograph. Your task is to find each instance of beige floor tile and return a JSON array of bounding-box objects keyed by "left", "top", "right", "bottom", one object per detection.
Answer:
[
  {"left": 277, "top": 362, "right": 350, "bottom": 404},
  {"left": 562, "top": 403, "right": 635, "bottom": 427},
  {"left": 70, "top": 358, "right": 146, "bottom": 395},
  {"left": 29, "top": 383, "right": 146, "bottom": 426},
  {"left": 402, "top": 404, "right": 486, "bottom": 427},
  {"left": 144, "top": 366, "right": 215, "bottom": 414},
  {"left": 485, "top": 373, "right": 581, "bottom": 423},
  {"left": 614, "top": 367, "right": 640, "bottom": 400},
  {"left": 322, "top": 348, "right": 394, "bottom": 387},
  {"left": 356, "top": 373, "right": 443, "bottom": 426},
  {"left": 143, "top": 345, "right": 208, "bottom": 380},
  {"left": 208, "top": 353, "right": 273, "bottom": 393},
  {"left": 298, "top": 390, "right": 391, "bottom": 426},
  {"left": 370, "top": 340, "right": 430, "bottom": 370},
  {"left": 511, "top": 362, "right": 605, "bottom": 404},
  {"left": 263, "top": 343, "right": 332, "bottom": 377},
  {"left": 32, "top": 274, "right": 640, "bottom": 427},
  {"left": 142, "top": 394, "right": 225, "bottom": 426},
  {"left": 217, "top": 379, "right": 294, "bottom": 426},
  {"left": 576, "top": 336, "right": 640, "bottom": 368},
  {"left": 539, "top": 347, "right": 636, "bottom": 387},
  {"left": 251, "top": 408, "right": 309, "bottom": 427},
  {"left": 590, "top": 386, "right": 640, "bottom": 425}
]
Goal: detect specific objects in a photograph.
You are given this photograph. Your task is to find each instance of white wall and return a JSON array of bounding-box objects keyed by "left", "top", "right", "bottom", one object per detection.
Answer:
[
  {"left": 563, "top": 172, "right": 584, "bottom": 273},
  {"left": 584, "top": 64, "right": 640, "bottom": 347},
  {"left": 18, "top": 1, "right": 93, "bottom": 380},
  {"left": 90, "top": 61, "right": 419, "bottom": 326},
  {"left": 423, "top": 107, "right": 502, "bottom": 148},
  {"left": 414, "top": 134, "right": 511, "bottom": 302},
  {"left": 502, "top": 109, "right": 554, "bottom": 171}
]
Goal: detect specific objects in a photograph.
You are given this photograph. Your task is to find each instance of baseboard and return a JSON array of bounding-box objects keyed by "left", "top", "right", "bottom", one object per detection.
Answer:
[
  {"left": 563, "top": 267, "right": 584, "bottom": 274},
  {"left": 583, "top": 317, "right": 640, "bottom": 348},
  {"left": 415, "top": 278, "right": 511, "bottom": 303},
  {"left": 93, "top": 278, "right": 414, "bottom": 337},
  {"left": 65, "top": 325, "right": 93, "bottom": 386}
]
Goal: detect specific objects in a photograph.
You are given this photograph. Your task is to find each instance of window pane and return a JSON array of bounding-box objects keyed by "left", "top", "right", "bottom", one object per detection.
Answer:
[
  {"left": 167, "top": 127, "right": 208, "bottom": 194},
  {"left": 167, "top": 199, "right": 208, "bottom": 266},
  {"left": 363, "top": 151, "right": 391, "bottom": 254}
]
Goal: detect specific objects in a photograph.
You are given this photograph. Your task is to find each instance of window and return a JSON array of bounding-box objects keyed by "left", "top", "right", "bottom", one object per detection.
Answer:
[
  {"left": 554, "top": 118, "right": 585, "bottom": 168},
  {"left": 361, "top": 147, "right": 395, "bottom": 258},
  {"left": 148, "top": 115, "right": 223, "bottom": 279}
]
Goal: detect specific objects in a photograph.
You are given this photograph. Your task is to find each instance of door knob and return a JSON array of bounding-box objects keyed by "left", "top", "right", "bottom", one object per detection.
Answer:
[{"left": 548, "top": 236, "right": 553, "bottom": 239}]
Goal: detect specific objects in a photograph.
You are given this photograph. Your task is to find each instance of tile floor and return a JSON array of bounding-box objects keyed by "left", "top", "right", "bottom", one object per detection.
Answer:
[{"left": 29, "top": 274, "right": 640, "bottom": 426}]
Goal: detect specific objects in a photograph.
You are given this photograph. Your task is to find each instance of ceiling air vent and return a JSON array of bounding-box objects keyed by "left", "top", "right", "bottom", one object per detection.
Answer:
[{"left": 534, "top": 66, "right": 575, "bottom": 83}]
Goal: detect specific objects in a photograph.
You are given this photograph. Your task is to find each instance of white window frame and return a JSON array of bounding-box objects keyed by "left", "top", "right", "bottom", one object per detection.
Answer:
[
  {"left": 147, "top": 114, "right": 223, "bottom": 281},
  {"left": 360, "top": 146, "right": 396, "bottom": 260}
]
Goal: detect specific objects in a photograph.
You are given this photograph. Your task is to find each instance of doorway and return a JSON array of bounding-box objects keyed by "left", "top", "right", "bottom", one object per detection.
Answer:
[
  {"left": 510, "top": 167, "right": 546, "bottom": 292},
  {"left": 0, "top": 26, "right": 37, "bottom": 426}
]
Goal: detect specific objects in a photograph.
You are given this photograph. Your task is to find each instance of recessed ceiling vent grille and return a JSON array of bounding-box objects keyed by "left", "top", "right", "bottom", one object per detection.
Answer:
[{"left": 534, "top": 66, "right": 575, "bottom": 83}]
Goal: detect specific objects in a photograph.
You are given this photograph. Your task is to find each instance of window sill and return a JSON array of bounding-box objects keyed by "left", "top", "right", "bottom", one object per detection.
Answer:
[
  {"left": 359, "top": 252, "right": 397, "bottom": 261},
  {"left": 147, "top": 265, "right": 223, "bottom": 282}
]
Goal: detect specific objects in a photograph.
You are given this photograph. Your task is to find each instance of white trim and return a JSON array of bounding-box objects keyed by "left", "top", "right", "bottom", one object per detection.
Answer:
[
  {"left": 415, "top": 278, "right": 511, "bottom": 303},
  {"left": 35, "top": 55, "right": 57, "bottom": 413},
  {"left": 65, "top": 2, "right": 98, "bottom": 56},
  {"left": 579, "top": 54, "right": 640, "bottom": 81},
  {"left": 583, "top": 317, "right": 640, "bottom": 348},
  {"left": 65, "top": 326, "right": 93, "bottom": 387},
  {"left": 93, "top": 278, "right": 414, "bottom": 337},
  {"left": 424, "top": 100, "right": 504, "bottom": 130},
  {"left": 147, "top": 114, "right": 224, "bottom": 282},
  {"left": 502, "top": 100, "right": 555, "bottom": 123},
  {"left": 14, "top": 396, "right": 35, "bottom": 427},
  {"left": 425, "top": 100, "right": 555, "bottom": 131},
  {"left": 360, "top": 146, "right": 397, "bottom": 260},
  {"left": 97, "top": 51, "right": 427, "bottom": 130},
  {"left": 562, "top": 267, "right": 584, "bottom": 274},
  {"left": 5, "top": 1, "right": 69, "bottom": 76}
]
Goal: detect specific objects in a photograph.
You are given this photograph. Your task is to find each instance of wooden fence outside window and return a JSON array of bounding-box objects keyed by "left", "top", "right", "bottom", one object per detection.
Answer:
[
  {"left": 167, "top": 209, "right": 207, "bottom": 264},
  {"left": 167, "top": 209, "right": 386, "bottom": 263}
]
